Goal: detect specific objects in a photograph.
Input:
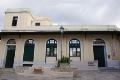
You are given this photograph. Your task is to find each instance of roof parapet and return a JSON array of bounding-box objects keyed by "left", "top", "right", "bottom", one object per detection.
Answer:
[{"left": 5, "top": 8, "right": 31, "bottom": 14}]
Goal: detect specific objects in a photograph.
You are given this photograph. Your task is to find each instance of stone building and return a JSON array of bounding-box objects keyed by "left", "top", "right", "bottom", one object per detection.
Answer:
[{"left": 0, "top": 8, "right": 120, "bottom": 69}]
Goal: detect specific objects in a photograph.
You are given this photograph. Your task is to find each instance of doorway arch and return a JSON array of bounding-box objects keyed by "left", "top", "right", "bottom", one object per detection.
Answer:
[
  {"left": 5, "top": 39, "right": 16, "bottom": 68},
  {"left": 23, "top": 39, "right": 35, "bottom": 66},
  {"left": 93, "top": 38, "right": 106, "bottom": 67}
]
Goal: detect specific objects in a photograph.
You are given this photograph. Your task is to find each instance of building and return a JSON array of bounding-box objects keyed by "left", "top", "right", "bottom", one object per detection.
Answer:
[{"left": 0, "top": 8, "right": 120, "bottom": 69}]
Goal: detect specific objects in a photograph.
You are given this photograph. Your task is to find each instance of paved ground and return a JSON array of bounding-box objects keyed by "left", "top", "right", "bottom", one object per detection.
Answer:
[{"left": 0, "top": 68, "right": 120, "bottom": 80}]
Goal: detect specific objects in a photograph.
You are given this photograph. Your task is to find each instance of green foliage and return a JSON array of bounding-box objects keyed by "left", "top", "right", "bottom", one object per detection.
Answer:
[{"left": 57, "top": 56, "right": 71, "bottom": 67}]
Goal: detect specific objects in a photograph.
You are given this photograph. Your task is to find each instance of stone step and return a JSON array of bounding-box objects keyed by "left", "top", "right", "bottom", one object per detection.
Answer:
[
  {"left": 1, "top": 68, "right": 15, "bottom": 74},
  {"left": 99, "top": 67, "right": 120, "bottom": 71},
  {"left": 70, "top": 61, "right": 98, "bottom": 70}
]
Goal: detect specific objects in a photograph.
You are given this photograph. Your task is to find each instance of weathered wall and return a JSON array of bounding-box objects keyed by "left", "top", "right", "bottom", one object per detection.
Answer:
[
  {"left": 0, "top": 33, "right": 119, "bottom": 68},
  {"left": 4, "top": 10, "right": 52, "bottom": 30}
]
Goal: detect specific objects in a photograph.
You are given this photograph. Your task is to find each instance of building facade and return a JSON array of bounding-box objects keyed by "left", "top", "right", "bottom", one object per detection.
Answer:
[{"left": 0, "top": 8, "right": 120, "bottom": 69}]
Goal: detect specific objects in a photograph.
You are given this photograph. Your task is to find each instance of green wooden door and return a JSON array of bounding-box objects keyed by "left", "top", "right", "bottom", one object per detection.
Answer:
[
  {"left": 23, "top": 44, "right": 34, "bottom": 61},
  {"left": 93, "top": 46, "right": 105, "bottom": 67},
  {"left": 5, "top": 45, "right": 15, "bottom": 68}
]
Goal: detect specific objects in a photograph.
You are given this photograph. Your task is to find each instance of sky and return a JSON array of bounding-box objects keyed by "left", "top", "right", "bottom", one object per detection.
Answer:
[{"left": 0, "top": 0, "right": 120, "bottom": 29}]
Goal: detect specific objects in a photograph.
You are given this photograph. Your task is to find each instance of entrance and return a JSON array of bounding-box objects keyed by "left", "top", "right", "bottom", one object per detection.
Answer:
[
  {"left": 5, "top": 45, "right": 16, "bottom": 68},
  {"left": 93, "top": 46, "right": 105, "bottom": 67},
  {"left": 5, "top": 39, "right": 16, "bottom": 68},
  {"left": 23, "top": 44, "right": 35, "bottom": 61},
  {"left": 23, "top": 39, "right": 35, "bottom": 66}
]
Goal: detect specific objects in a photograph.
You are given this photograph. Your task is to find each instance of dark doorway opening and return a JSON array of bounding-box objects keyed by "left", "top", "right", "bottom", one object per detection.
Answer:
[
  {"left": 5, "top": 45, "right": 16, "bottom": 68},
  {"left": 23, "top": 44, "right": 35, "bottom": 61},
  {"left": 23, "top": 39, "right": 35, "bottom": 66},
  {"left": 93, "top": 46, "right": 105, "bottom": 67}
]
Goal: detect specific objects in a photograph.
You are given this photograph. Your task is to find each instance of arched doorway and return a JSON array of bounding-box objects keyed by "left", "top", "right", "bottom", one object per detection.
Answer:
[
  {"left": 69, "top": 39, "right": 81, "bottom": 60},
  {"left": 46, "top": 39, "right": 57, "bottom": 62},
  {"left": 93, "top": 38, "right": 106, "bottom": 67},
  {"left": 5, "top": 39, "right": 16, "bottom": 68},
  {"left": 23, "top": 39, "right": 35, "bottom": 66}
]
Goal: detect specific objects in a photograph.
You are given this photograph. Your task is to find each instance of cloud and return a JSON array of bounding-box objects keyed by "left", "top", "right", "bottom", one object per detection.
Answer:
[{"left": 0, "top": 0, "right": 120, "bottom": 29}]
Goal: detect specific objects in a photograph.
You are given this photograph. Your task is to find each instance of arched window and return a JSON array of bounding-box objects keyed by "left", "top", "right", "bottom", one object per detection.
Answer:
[
  {"left": 23, "top": 39, "right": 35, "bottom": 66},
  {"left": 7, "top": 39, "right": 16, "bottom": 44},
  {"left": 5, "top": 39, "right": 16, "bottom": 68},
  {"left": 46, "top": 39, "right": 57, "bottom": 57},
  {"left": 69, "top": 39, "right": 81, "bottom": 57},
  {"left": 93, "top": 38, "right": 105, "bottom": 45}
]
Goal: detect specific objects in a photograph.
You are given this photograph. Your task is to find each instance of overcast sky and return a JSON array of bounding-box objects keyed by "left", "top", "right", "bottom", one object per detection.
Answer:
[{"left": 0, "top": 0, "right": 120, "bottom": 29}]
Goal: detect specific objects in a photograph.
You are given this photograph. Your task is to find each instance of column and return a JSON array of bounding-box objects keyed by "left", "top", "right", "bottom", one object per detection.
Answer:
[{"left": 14, "top": 38, "right": 24, "bottom": 67}]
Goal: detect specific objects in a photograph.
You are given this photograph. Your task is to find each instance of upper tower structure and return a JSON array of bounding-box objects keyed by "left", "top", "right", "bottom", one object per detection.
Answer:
[{"left": 4, "top": 8, "right": 52, "bottom": 30}]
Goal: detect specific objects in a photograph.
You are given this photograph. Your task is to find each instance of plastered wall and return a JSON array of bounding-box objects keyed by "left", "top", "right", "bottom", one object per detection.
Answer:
[{"left": 0, "top": 33, "right": 119, "bottom": 67}]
